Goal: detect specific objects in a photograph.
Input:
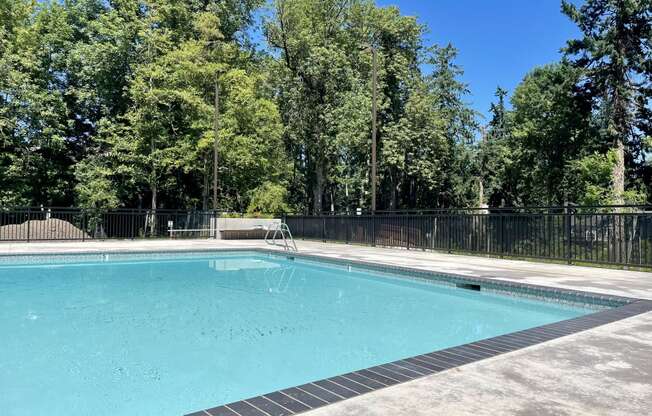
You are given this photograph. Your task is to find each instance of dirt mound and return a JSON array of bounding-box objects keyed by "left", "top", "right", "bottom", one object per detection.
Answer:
[{"left": 0, "top": 218, "right": 90, "bottom": 240}]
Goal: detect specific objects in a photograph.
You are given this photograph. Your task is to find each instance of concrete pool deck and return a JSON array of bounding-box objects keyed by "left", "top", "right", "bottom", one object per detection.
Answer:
[{"left": 1, "top": 239, "right": 651, "bottom": 415}]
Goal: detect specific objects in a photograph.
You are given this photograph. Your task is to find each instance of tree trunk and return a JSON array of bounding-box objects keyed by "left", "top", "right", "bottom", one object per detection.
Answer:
[
  {"left": 202, "top": 154, "right": 209, "bottom": 211},
  {"left": 609, "top": 48, "right": 626, "bottom": 261},
  {"left": 409, "top": 178, "right": 416, "bottom": 208},
  {"left": 612, "top": 142, "right": 626, "bottom": 264},
  {"left": 612, "top": 138, "right": 625, "bottom": 205},
  {"left": 389, "top": 169, "right": 398, "bottom": 210},
  {"left": 478, "top": 179, "right": 484, "bottom": 207},
  {"left": 313, "top": 161, "right": 325, "bottom": 214},
  {"left": 389, "top": 179, "right": 396, "bottom": 210},
  {"left": 149, "top": 125, "right": 157, "bottom": 237},
  {"left": 213, "top": 80, "right": 220, "bottom": 210},
  {"left": 150, "top": 182, "right": 157, "bottom": 236},
  {"left": 330, "top": 188, "right": 335, "bottom": 213}
]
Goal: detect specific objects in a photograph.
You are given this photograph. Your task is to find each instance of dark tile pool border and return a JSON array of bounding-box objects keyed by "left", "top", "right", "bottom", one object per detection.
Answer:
[
  {"left": 181, "top": 249, "right": 652, "bottom": 416},
  {"left": 185, "top": 301, "right": 652, "bottom": 416},
  {"left": 1, "top": 247, "right": 649, "bottom": 416},
  {"left": 260, "top": 250, "right": 635, "bottom": 309}
]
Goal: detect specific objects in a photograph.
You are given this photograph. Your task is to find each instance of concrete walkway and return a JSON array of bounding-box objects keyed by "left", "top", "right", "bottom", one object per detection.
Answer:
[
  {"left": 2, "top": 239, "right": 651, "bottom": 415},
  {"left": 305, "top": 312, "right": 652, "bottom": 416}
]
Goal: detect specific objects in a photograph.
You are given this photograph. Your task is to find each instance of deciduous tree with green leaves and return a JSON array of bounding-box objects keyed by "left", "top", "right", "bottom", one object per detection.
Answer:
[{"left": 2, "top": 0, "right": 650, "bottom": 212}]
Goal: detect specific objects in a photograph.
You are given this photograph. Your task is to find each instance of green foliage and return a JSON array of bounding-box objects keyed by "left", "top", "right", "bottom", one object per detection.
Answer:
[
  {"left": 266, "top": 0, "right": 375, "bottom": 212},
  {"left": 0, "top": 0, "right": 650, "bottom": 212},
  {"left": 475, "top": 59, "right": 649, "bottom": 207},
  {"left": 566, "top": 151, "right": 617, "bottom": 206},
  {"left": 246, "top": 182, "right": 291, "bottom": 215},
  {"left": 423, "top": 44, "right": 479, "bottom": 208},
  {"left": 0, "top": 0, "right": 77, "bottom": 206},
  {"left": 266, "top": 0, "right": 478, "bottom": 212},
  {"left": 73, "top": 161, "right": 119, "bottom": 210},
  {"left": 476, "top": 87, "right": 516, "bottom": 206},
  {"left": 562, "top": 0, "right": 652, "bottom": 203},
  {"left": 564, "top": 150, "right": 647, "bottom": 205},
  {"left": 510, "top": 63, "right": 595, "bottom": 205},
  {"left": 217, "top": 68, "right": 287, "bottom": 210},
  {"left": 0, "top": 0, "right": 279, "bottom": 211}
]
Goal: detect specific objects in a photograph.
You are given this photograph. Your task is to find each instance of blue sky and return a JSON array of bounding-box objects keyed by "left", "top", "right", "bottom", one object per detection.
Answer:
[{"left": 376, "top": 0, "right": 581, "bottom": 120}]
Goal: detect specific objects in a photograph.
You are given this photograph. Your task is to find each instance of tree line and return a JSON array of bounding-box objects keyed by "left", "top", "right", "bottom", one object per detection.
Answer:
[{"left": 1, "top": 0, "right": 650, "bottom": 213}]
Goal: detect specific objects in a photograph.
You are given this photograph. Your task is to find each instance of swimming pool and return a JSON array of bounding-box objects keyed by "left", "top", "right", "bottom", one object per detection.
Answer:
[{"left": 0, "top": 250, "right": 625, "bottom": 415}]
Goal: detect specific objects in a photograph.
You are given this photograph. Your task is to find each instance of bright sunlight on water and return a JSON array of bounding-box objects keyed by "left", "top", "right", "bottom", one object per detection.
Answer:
[{"left": 0, "top": 252, "right": 593, "bottom": 415}]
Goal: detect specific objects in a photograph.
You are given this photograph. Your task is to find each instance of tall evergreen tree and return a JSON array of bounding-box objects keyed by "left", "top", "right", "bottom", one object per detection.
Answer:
[
  {"left": 476, "top": 86, "right": 515, "bottom": 207},
  {"left": 488, "top": 87, "right": 509, "bottom": 142},
  {"left": 425, "top": 44, "right": 478, "bottom": 207},
  {"left": 562, "top": 0, "right": 652, "bottom": 204}
]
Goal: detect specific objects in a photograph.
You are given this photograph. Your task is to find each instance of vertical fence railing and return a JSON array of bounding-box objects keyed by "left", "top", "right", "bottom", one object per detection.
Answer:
[
  {"left": 284, "top": 206, "right": 652, "bottom": 268},
  {"left": 0, "top": 208, "right": 256, "bottom": 241},
  {"left": 3, "top": 206, "right": 651, "bottom": 267}
]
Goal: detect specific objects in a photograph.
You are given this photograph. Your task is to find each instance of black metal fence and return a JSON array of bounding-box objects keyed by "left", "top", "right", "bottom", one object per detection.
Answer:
[
  {"left": 285, "top": 206, "right": 652, "bottom": 268},
  {"left": 3, "top": 205, "right": 652, "bottom": 268},
  {"left": 0, "top": 208, "right": 226, "bottom": 241}
]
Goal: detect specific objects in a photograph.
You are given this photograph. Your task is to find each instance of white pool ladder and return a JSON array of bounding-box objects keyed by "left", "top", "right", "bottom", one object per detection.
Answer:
[{"left": 264, "top": 222, "right": 298, "bottom": 252}]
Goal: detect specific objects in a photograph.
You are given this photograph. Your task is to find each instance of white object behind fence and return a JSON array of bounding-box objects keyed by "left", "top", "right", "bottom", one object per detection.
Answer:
[{"left": 209, "top": 218, "right": 281, "bottom": 239}]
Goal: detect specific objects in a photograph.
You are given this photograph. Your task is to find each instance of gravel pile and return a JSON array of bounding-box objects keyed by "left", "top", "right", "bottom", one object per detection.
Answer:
[{"left": 0, "top": 218, "right": 90, "bottom": 240}]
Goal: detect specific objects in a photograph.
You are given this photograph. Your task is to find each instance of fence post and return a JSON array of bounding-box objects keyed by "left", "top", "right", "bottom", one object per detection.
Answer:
[
  {"left": 371, "top": 215, "right": 376, "bottom": 247},
  {"left": 499, "top": 214, "right": 504, "bottom": 258},
  {"left": 428, "top": 215, "right": 433, "bottom": 251},
  {"left": 82, "top": 210, "right": 86, "bottom": 242},
  {"left": 130, "top": 210, "right": 136, "bottom": 239},
  {"left": 446, "top": 215, "right": 453, "bottom": 254},
  {"left": 566, "top": 206, "right": 573, "bottom": 265},
  {"left": 322, "top": 216, "right": 326, "bottom": 242},
  {"left": 26, "top": 207, "right": 31, "bottom": 243},
  {"left": 406, "top": 216, "right": 410, "bottom": 250},
  {"left": 208, "top": 210, "right": 213, "bottom": 239}
]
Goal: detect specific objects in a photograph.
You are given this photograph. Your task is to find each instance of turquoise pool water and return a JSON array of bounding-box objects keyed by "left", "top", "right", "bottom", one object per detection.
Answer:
[{"left": 0, "top": 251, "right": 594, "bottom": 416}]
